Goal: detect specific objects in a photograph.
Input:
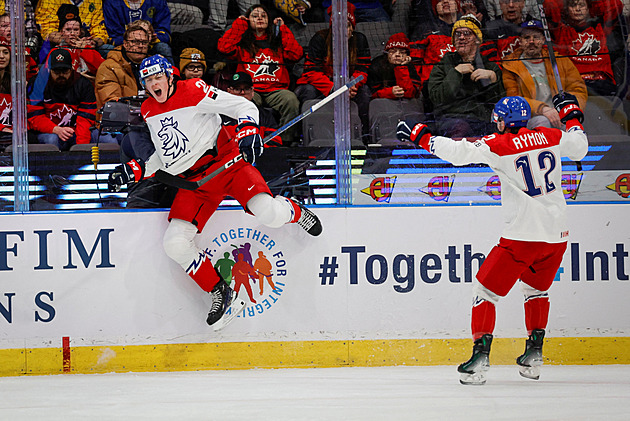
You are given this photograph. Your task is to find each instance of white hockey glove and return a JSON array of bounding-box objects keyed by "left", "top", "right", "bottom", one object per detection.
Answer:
[{"left": 235, "top": 123, "right": 263, "bottom": 164}]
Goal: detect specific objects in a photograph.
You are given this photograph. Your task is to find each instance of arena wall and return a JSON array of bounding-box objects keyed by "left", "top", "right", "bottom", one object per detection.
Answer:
[{"left": 0, "top": 204, "right": 628, "bottom": 376}]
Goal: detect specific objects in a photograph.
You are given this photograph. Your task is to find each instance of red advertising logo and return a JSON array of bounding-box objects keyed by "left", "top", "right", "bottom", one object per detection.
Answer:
[
  {"left": 421, "top": 175, "right": 455, "bottom": 202},
  {"left": 606, "top": 173, "right": 630, "bottom": 198},
  {"left": 361, "top": 177, "right": 397, "bottom": 202}
]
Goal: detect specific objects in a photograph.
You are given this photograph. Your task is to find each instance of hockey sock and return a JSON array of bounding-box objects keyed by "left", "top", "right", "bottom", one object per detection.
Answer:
[
  {"left": 524, "top": 295, "right": 550, "bottom": 335},
  {"left": 471, "top": 281, "right": 499, "bottom": 340},
  {"left": 472, "top": 299, "right": 496, "bottom": 341},
  {"left": 186, "top": 254, "right": 222, "bottom": 292}
]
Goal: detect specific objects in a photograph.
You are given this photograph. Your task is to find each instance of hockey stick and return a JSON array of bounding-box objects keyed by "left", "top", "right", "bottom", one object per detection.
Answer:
[
  {"left": 536, "top": 0, "right": 563, "bottom": 93},
  {"left": 153, "top": 75, "right": 364, "bottom": 190},
  {"left": 536, "top": 0, "right": 584, "bottom": 171}
]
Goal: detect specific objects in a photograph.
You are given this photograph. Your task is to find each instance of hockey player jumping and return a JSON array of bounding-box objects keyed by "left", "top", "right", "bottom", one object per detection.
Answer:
[
  {"left": 108, "top": 55, "right": 322, "bottom": 331},
  {"left": 397, "top": 94, "right": 588, "bottom": 384}
]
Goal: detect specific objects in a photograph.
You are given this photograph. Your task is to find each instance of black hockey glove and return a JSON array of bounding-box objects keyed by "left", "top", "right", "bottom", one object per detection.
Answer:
[
  {"left": 108, "top": 158, "right": 145, "bottom": 192},
  {"left": 235, "top": 123, "right": 263, "bottom": 164},
  {"left": 396, "top": 119, "right": 432, "bottom": 150},
  {"left": 552, "top": 92, "right": 584, "bottom": 124}
]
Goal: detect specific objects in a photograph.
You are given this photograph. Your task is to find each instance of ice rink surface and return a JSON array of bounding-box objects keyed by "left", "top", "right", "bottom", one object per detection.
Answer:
[{"left": 1, "top": 365, "right": 629, "bottom": 420}]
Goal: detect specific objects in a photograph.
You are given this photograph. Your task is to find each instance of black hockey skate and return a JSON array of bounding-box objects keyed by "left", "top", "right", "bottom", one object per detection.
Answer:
[
  {"left": 517, "top": 329, "right": 545, "bottom": 380},
  {"left": 458, "top": 334, "right": 493, "bottom": 385},
  {"left": 206, "top": 280, "right": 245, "bottom": 331},
  {"left": 294, "top": 199, "right": 323, "bottom": 236}
]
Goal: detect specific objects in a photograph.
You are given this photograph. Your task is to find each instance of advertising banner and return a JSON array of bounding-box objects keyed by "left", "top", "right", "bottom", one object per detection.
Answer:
[{"left": 1, "top": 204, "right": 628, "bottom": 349}]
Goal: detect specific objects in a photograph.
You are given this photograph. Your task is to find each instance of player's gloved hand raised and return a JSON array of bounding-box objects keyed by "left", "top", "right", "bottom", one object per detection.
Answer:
[
  {"left": 235, "top": 123, "right": 263, "bottom": 164},
  {"left": 552, "top": 92, "right": 584, "bottom": 124},
  {"left": 107, "top": 159, "right": 145, "bottom": 192},
  {"left": 396, "top": 119, "right": 432, "bottom": 150}
]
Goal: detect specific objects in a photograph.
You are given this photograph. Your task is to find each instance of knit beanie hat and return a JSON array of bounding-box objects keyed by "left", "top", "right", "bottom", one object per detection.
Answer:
[
  {"left": 452, "top": 14, "right": 482, "bottom": 43},
  {"left": 179, "top": 48, "right": 206, "bottom": 73},
  {"left": 57, "top": 4, "right": 82, "bottom": 32},
  {"left": 327, "top": 2, "right": 357, "bottom": 28},
  {"left": 385, "top": 33, "right": 410, "bottom": 53}
]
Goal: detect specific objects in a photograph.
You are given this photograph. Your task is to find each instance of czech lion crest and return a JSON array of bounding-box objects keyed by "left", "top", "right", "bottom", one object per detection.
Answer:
[{"left": 158, "top": 116, "right": 189, "bottom": 159}]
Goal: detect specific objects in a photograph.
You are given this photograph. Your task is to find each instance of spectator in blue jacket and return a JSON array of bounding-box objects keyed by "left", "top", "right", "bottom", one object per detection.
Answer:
[{"left": 102, "top": 0, "right": 173, "bottom": 64}]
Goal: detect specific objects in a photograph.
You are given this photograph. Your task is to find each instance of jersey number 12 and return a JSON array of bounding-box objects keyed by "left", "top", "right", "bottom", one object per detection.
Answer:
[{"left": 515, "top": 151, "right": 557, "bottom": 197}]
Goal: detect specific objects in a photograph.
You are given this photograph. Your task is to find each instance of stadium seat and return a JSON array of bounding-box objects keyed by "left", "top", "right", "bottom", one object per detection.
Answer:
[
  {"left": 301, "top": 99, "right": 364, "bottom": 146},
  {"left": 4, "top": 144, "right": 61, "bottom": 153},
  {"left": 167, "top": 2, "right": 205, "bottom": 33},
  {"left": 292, "top": 22, "right": 329, "bottom": 50},
  {"left": 369, "top": 98, "right": 424, "bottom": 146},
  {"left": 583, "top": 95, "right": 628, "bottom": 135}
]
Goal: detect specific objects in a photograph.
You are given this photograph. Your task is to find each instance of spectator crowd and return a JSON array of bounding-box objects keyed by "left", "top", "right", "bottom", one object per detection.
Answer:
[{"left": 0, "top": 0, "right": 627, "bottom": 150}]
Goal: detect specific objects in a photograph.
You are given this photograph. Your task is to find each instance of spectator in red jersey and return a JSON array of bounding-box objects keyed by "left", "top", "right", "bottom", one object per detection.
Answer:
[
  {"left": 409, "top": 0, "right": 459, "bottom": 93},
  {"left": 544, "top": 0, "right": 623, "bottom": 31},
  {"left": 0, "top": 36, "right": 11, "bottom": 145},
  {"left": 553, "top": 0, "right": 623, "bottom": 96},
  {"left": 218, "top": 4, "right": 303, "bottom": 144},
  {"left": 295, "top": 2, "right": 371, "bottom": 142},
  {"left": 0, "top": 13, "right": 38, "bottom": 82},
  {"left": 367, "top": 33, "right": 422, "bottom": 99},
  {"left": 39, "top": 6, "right": 104, "bottom": 84},
  {"left": 28, "top": 48, "right": 117, "bottom": 150},
  {"left": 485, "top": 0, "right": 535, "bottom": 62}
]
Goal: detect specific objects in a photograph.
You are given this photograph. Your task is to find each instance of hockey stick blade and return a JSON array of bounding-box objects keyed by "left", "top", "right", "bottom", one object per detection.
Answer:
[{"left": 153, "top": 75, "right": 364, "bottom": 190}]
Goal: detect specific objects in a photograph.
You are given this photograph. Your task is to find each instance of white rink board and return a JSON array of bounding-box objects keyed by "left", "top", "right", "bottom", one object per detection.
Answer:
[{"left": 0, "top": 204, "right": 628, "bottom": 348}]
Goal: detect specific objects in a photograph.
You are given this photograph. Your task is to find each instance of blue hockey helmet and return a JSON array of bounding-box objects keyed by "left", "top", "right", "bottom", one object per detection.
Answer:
[
  {"left": 491, "top": 96, "right": 531, "bottom": 128},
  {"left": 139, "top": 54, "right": 173, "bottom": 86}
]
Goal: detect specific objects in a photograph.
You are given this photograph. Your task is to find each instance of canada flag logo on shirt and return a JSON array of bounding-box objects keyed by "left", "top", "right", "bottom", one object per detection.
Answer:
[
  {"left": 248, "top": 52, "right": 280, "bottom": 78},
  {"left": 571, "top": 33, "right": 601, "bottom": 56}
]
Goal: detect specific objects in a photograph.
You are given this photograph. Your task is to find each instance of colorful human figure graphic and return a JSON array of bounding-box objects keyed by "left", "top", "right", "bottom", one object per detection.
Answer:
[
  {"left": 231, "top": 253, "right": 258, "bottom": 304},
  {"left": 214, "top": 252, "right": 235, "bottom": 285},
  {"left": 254, "top": 251, "right": 275, "bottom": 295}
]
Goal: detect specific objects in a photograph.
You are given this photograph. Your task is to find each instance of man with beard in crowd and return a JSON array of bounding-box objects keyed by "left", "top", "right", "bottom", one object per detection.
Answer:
[{"left": 28, "top": 48, "right": 115, "bottom": 150}]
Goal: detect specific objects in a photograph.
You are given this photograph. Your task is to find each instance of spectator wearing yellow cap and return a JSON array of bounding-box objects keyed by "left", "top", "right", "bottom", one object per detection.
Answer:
[
  {"left": 426, "top": 14, "right": 505, "bottom": 138},
  {"left": 179, "top": 48, "right": 207, "bottom": 80}
]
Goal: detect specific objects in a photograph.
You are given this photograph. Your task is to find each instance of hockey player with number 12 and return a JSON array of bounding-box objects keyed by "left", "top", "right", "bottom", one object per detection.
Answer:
[
  {"left": 107, "top": 55, "right": 323, "bottom": 331},
  {"left": 397, "top": 94, "right": 588, "bottom": 385}
]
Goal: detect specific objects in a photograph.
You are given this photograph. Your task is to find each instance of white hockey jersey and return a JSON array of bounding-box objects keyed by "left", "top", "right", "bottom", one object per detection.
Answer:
[
  {"left": 140, "top": 78, "right": 259, "bottom": 177},
  {"left": 428, "top": 125, "right": 588, "bottom": 243}
]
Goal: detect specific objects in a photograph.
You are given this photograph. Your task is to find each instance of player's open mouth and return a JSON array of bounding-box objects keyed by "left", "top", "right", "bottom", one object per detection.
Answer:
[{"left": 154, "top": 88, "right": 163, "bottom": 97}]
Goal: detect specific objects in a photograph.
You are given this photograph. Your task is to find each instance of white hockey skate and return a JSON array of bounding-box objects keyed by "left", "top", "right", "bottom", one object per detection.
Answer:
[
  {"left": 517, "top": 329, "right": 545, "bottom": 380},
  {"left": 458, "top": 334, "right": 492, "bottom": 385},
  {"left": 206, "top": 280, "right": 246, "bottom": 331}
]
